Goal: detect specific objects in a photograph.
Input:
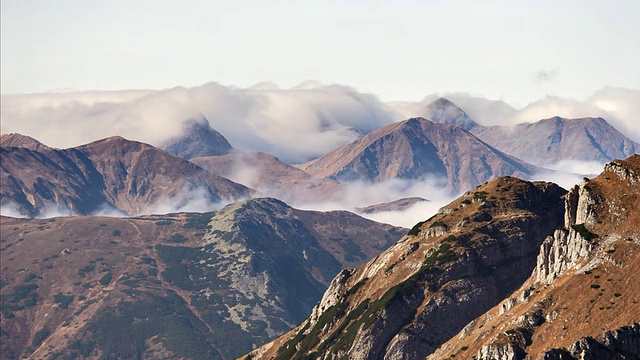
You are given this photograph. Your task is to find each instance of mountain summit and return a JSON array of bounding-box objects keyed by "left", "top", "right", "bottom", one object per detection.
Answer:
[
  {"left": 161, "top": 117, "right": 234, "bottom": 159},
  {"left": 299, "top": 117, "right": 539, "bottom": 194},
  {"left": 424, "top": 97, "right": 479, "bottom": 131}
]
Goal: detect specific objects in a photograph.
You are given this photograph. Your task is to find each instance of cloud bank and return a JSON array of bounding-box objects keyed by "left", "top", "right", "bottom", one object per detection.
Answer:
[{"left": 3, "top": 84, "right": 638, "bottom": 166}]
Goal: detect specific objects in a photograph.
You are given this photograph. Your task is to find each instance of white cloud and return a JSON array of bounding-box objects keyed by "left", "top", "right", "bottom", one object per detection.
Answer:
[{"left": 1, "top": 83, "right": 395, "bottom": 164}]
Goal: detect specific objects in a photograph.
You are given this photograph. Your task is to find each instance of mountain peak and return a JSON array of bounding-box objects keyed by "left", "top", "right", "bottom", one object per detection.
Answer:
[
  {"left": 424, "top": 97, "right": 479, "bottom": 131},
  {"left": 0, "top": 133, "right": 52, "bottom": 152},
  {"left": 162, "top": 116, "right": 233, "bottom": 159}
]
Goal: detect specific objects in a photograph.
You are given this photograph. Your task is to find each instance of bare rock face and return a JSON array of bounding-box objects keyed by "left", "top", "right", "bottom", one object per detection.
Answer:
[
  {"left": 477, "top": 344, "right": 526, "bottom": 360},
  {"left": 534, "top": 176, "right": 606, "bottom": 283}
]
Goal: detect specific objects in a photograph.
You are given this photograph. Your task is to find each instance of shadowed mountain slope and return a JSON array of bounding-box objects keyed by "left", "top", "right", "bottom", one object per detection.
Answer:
[
  {"left": 1, "top": 136, "right": 250, "bottom": 216},
  {"left": 0, "top": 197, "right": 406, "bottom": 359}
]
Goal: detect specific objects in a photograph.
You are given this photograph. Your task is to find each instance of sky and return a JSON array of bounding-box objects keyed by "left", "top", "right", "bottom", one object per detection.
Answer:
[{"left": 2, "top": 0, "right": 639, "bottom": 106}]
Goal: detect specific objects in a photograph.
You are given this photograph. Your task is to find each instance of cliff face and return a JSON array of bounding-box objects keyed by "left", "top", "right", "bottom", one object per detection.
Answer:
[
  {"left": 429, "top": 155, "right": 640, "bottom": 359},
  {"left": 246, "top": 177, "right": 566, "bottom": 359}
]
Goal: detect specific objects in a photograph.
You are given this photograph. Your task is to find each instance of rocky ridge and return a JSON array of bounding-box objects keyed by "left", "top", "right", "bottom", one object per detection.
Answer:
[
  {"left": 246, "top": 155, "right": 640, "bottom": 360},
  {"left": 244, "top": 177, "right": 567, "bottom": 359}
]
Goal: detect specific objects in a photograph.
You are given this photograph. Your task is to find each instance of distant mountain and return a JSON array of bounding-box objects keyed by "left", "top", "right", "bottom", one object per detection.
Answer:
[
  {"left": 354, "top": 197, "right": 428, "bottom": 214},
  {"left": 0, "top": 133, "right": 52, "bottom": 152},
  {"left": 191, "top": 152, "right": 342, "bottom": 204},
  {"left": 0, "top": 135, "right": 250, "bottom": 216},
  {"left": 0, "top": 198, "right": 406, "bottom": 359},
  {"left": 424, "top": 97, "right": 479, "bottom": 131},
  {"left": 299, "top": 117, "right": 541, "bottom": 194},
  {"left": 247, "top": 155, "right": 640, "bottom": 360},
  {"left": 161, "top": 117, "right": 234, "bottom": 159},
  {"left": 471, "top": 116, "right": 639, "bottom": 167}
]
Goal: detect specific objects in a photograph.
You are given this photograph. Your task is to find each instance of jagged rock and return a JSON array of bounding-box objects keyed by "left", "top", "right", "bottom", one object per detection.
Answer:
[
  {"left": 601, "top": 323, "right": 640, "bottom": 356},
  {"left": 605, "top": 159, "right": 639, "bottom": 184},
  {"left": 476, "top": 343, "right": 526, "bottom": 360},
  {"left": 541, "top": 323, "right": 640, "bottom": 359}
]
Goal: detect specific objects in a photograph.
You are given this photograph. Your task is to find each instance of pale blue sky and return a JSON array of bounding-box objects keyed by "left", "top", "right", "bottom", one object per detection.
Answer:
[{"left": 2, "top": 0, "right": 639, "bottom": 105}]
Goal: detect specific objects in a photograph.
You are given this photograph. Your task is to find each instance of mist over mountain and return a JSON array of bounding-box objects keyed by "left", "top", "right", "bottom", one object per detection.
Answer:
[
  {"left": 190, "top": 152, "right": 342, "bottom": 205},
  {"left": 0, "top": 136, "right": 250, "bottom": 217},
  {"left": 2, "top": 85, "right": 639, "bottom": 165},
  {"left": 161, "top": 116, "right": 234, "bottom": 159}
]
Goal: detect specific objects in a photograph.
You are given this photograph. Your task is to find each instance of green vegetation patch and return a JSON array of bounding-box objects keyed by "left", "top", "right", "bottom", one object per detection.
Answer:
[
  {"left": 86, "top": 291, "right": 221, "bottom": 359},
  {"left": 571, "top": 224, "right": 599, "bottom": 241},
  {"left": 53, "top": 294, "right": 74, "bottom": 309},
  {"left": 182, "top": 212, "right": 215, "bottom": 229},
  {"left": 408, "top": 220, "right": 427, "bottom": 236}
]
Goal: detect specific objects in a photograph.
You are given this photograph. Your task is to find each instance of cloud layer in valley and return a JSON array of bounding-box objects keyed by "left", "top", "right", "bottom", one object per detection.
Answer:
[{"left": 2, "top": 84, "right": 639, "bottom": 165}]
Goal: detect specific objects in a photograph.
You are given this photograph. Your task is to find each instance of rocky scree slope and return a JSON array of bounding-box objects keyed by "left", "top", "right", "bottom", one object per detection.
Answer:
[
  {"left": 299, "top": 118, "right": 541, "bottom": 195},
  {"left": 244, "top": 176, "right": 566, "bottom": 359},
  {"left": 0, "top": 197, "right": 405, "bottom": 359},
  {"left": 429, "top": 155, "right": 640, "bottom": 359},
  {"left": 0, "top": 135, "right": 250, "bottom": 216}
]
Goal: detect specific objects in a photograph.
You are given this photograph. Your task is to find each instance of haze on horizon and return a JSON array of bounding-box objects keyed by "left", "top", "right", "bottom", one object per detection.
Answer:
[{"left": 2, "top": 0, "right": 639, "bottom": 106}]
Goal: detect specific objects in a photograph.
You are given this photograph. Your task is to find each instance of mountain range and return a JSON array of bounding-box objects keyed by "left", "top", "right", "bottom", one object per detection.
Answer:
[
  {"left": 422, "top": 97, "right": 639, "bottom": 168},
  {"left": 0, "top": 135, "right": 250, "bottom": 217},
  {"left": 2, "top": 95, "right": 640, "bottom": 360},
  {"left": 0, "top": 198, "right": 405, "bottom": 359},
  {"left": 245, "top": 155, "right": 640, "bottom": 359}
]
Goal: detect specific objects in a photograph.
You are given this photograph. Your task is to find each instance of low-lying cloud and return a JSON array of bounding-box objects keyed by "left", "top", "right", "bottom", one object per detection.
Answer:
[{"left": 4, "top": 84, "right": 637, "bottom": 165}]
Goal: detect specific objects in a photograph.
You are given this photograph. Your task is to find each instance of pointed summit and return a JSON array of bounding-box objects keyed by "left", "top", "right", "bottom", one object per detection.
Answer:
[
  {"left": 424, "top": 97, "right": 479, "bottom": 131},
  {"left": 162, "top": 116, "right": 233, "bottom": 160}
]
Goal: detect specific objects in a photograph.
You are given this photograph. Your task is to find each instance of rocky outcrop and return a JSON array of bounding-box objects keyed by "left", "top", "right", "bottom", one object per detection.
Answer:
[
  {"left": 605, "top": 158, "right": 639, "bottom": 184},
  {"left": 476, "top": 344, "right": 526, "bottom": 360},
  {"left": 535, "top": 179, "right": 598, "bottom": 283},
  {"left": 542, "top": 323, "right": 640, "bottom": 360}
]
